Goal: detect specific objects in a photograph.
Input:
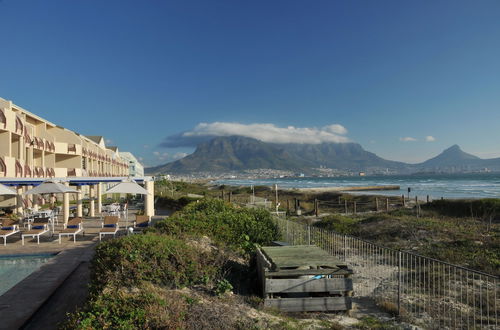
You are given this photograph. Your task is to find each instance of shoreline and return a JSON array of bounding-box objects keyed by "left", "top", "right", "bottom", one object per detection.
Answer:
[{"left": 287, "top": 185, "right": 400, "bottom": 193}]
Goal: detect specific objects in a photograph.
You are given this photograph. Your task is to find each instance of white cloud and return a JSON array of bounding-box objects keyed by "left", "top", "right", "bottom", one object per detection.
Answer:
[
  {"left": 153, "top": 151, "right": 170, "bottom": 161},
  {"left": 400, "top": 137, "right": 417, "bottom": 142},
  {"left": 425, "top": 136, "right": 436, "bottom": 142},
  {"left": 169, "top": 122, "right": 350, "bottom": 146},
  {"left": 173, "top": 152, "right": 188, "bottom": 160}
]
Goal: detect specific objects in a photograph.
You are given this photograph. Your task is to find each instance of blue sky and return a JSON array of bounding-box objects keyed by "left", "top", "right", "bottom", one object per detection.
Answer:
[{"left": 1, "top": 0, "right": 499, "bottom": 166}]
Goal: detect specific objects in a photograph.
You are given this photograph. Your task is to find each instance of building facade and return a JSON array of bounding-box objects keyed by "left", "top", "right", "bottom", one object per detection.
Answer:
[
  {"left": 0, "top": 97, "right": 130, "bottom": 179},
  {"left": 119, "top": 152, "right": 144, "bottom": 177}
]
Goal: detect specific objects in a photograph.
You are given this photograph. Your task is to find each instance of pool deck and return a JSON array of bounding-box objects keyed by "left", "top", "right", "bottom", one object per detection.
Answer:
[{"left": 0, "top": 213, "right": 166, "bottom": 329}]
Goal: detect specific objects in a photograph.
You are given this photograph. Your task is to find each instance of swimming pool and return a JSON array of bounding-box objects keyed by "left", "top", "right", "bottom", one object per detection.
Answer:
[{"left": 0, "top": 253, "right": 56, "bottom": 296}]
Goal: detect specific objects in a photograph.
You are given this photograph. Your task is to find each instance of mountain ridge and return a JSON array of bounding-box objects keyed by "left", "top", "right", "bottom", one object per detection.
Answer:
[{"left": 146, "top": 136, "right": 500, "bottom": 174}]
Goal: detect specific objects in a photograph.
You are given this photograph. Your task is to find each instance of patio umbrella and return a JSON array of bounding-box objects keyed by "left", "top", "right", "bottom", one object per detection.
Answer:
[
  {"left": 23, "top": 180, "right": 78, "bottom": 195},
  {"left": 24, "top": 181, "right": 78, "bottom": 233},
  {"left": 0, "top": 183, "right": 16, "bottom": 195},
  {"left": 104, "top": 179, "right": 149, "bottom": 231}
]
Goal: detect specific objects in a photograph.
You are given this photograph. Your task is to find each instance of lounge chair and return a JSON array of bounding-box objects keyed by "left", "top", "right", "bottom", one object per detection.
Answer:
[
  {"left": 22, "top": 222, "right": 50, "bottom": 245},
  {"left": 59, "top": 217, "right": 84, "bottom": 243},
  {"left": 99, "top": 216, "right": 119, "bottom": 241},
  {"left": 0, "top": 219, "right": 20, "bottom": 246},
  {"left": 133, "top": 215, "right": 151, "bottom": 230}
]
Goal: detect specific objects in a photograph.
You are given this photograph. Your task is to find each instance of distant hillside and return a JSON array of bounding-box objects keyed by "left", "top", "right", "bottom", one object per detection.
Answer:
[
  {"left": 146, "top": 138, "right": 500, "bottom": 175},
  {"left": 418, "top": 145, "right": 500, "bottom": 171},
  {"left": 146, "top": 136, "right": 406, "bottom": 174}
]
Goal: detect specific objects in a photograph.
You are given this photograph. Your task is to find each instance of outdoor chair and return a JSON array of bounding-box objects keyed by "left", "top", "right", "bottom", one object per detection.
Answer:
[
  {"left": 99, "top": 216, "right": 119, "bottom": 241},
  {"left": 0, "top": 219, "right": 20, "bottom": 246},
  {"left": 133, "top": 215, "right": 151, "bottom": 231},
  {"left": 22, "top": 221, "right": 50, "bottom": 245},
  {"left": 59, "top": 217, "right": 84, "bottom": 244}
]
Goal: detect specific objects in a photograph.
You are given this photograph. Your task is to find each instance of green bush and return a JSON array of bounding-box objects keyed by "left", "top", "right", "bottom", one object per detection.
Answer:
[
  {"left": 424, "top": 198, "right": 500, "bottom": 221},
  {"left": 90, "top": 233, "right": 224, "bottom": 294},
  {"left": 154, "top": 199, "right": 279, "bottom": 253},
  {"left": 314, "top": 215, "right": 359, "bottom": 235},
  {"left": 62, "top": 285, "right": 189, "bottom": 329}
]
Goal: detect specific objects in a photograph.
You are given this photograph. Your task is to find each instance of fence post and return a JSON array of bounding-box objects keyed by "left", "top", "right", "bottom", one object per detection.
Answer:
[
  {"left": 386, "top": 198, "right": 389, "bottom": 211},
  {"left": 375, "top": 197, "right": 379, "bottom": 212},
  {"left": 402, "top": 195, "right": 405, "bottom": 207},
  {"left": 307, "top": 224, "right": 311, "bottom": 245},
  {"left": 314, "top": 199, "right": 318, "bottom": 217},
  {"left": 343, "top": 235, "right": 347, "bottom": 261},
  {"left": 228, "top": 191, "right": 232, "bottom": 203},
  {"left": 353, "top": 201, "right": 357, "bottom": 215},
  {"left": 286, "top": 220, "right": 289, "bottom": 242},
  {"left": 398, "top": 251, "right": 402, "bottom": 315},
  {"left": 221, "top": 190, "right": 224, "bottom": 200},
  {"left": 344, "top": 200, "right": 348, "bottom": 214}
]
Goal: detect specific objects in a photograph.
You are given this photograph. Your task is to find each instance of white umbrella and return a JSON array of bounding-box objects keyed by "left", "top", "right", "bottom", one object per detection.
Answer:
[
  {"left": 0, "top": 183, "right": 16, "bottom": 195},
  {"left": 104, "top": 179, "right": 149, "bottom": 232},
  {"left": 24, "top": 181, "right": 78, "bottom": 233},
  {"left": 24, "top": 180, "right": 78, "bottom": 195}
]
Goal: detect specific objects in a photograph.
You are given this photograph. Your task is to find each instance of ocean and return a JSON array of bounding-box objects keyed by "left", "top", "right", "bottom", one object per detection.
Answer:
[{"left": 214, "top": 173, "right": 500, "bottom": 200}]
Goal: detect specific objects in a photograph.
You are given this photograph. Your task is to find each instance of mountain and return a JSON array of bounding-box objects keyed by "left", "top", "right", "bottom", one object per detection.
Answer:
[
  {"left": 419, "top": 145, "right": 481, "bottom": 168},
  {"left": 417, "top": 145, "right": 500, "bottom": 171},
  {"left": 146, "top": 138, "right": 500, "bottom": 175},
  {"left": 146, "top": 136, "right": 406, "bottom": 174}
]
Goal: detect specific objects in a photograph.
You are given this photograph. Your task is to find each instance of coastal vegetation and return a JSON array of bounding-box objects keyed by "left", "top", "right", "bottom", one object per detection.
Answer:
[{"left": 63, "top": 200, "right": 351, "bottom": 329}]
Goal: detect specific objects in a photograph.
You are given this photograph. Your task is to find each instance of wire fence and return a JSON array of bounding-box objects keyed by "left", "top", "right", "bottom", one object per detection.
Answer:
[{"left": 273, "top": 217, "right": 499, "bottom": 329}]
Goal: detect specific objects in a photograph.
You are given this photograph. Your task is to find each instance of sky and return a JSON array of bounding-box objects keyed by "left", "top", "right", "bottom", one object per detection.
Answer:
[{"left": 1, "top": 0, "right": 499, "bottom": 166}]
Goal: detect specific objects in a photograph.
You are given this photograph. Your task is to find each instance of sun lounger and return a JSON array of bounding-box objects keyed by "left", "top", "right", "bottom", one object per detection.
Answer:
[
  {"left": 0, "top": 219, "right": 20, "bottom": 246},
  {"left": 99, "top": 216, "right": 119, "bottom": 241},
  {"left": 22, "top": 222, "right": 50, "bottom": 245},
  {"left": 59, "top": 217, "right": 84, "bottom": 243},
  {"left": 133, "top": 215, "right": 151, "bottom": 230}
]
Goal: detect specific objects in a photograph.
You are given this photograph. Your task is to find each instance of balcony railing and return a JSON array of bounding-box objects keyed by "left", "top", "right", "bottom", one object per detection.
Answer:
[
  {"left": 68, "top": 144, "right": 77, "bottom": 153},
  {"left": 15, "top": 160, "right": 23, "bottom": 177},
  {"left": 0, "top": 109, "right": 6, "bottom": 129},
  {"left": 15, "top": 116, "right": 24, "bottom": 135},
  {"left": 0, "top": 157, "right": 6, "bottom": 176},
  {"left": 24, "top": 164, "right": 32, "bottom": 177}
]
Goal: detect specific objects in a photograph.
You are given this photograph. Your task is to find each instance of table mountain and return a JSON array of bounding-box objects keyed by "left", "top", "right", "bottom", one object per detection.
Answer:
[{"left": 146, "top": 136, "right": 406, "bottom": 174}]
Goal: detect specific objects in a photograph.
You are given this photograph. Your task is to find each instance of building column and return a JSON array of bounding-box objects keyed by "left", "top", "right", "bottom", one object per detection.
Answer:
[
  {"left": 145, "top": 180, "right": 155, "bottom": 218},
  {"left": 76, "top": 185, "right": 83, "bottom": 217},
  {"left": 16, "top": 186, "right": 24, "bottom": 216},
  {"left": 89, "top": 184, "right": 95, "bottom": 217},
  {"left": 97, "top": 182, "right": 102, "bottom": 214},
  {"left": 63, "top": 182, "right": 70, "bottom": 224}
]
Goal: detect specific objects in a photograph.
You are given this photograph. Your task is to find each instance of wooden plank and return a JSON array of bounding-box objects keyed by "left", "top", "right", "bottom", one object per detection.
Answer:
[
  {"left": 261, "top": 245, "right": 347, "bottom": 270},
  {"left": 265, "top": 268, "right": 353, "bottom": 277},
  {"left": 272, "top": 258, "right": 346, "bottom": 268},
  {"left": 266, "top": 278, "right": 353, "bottom": 293},
  {"left": 264, "top": 297, "right": 351, "bottom": 312}
]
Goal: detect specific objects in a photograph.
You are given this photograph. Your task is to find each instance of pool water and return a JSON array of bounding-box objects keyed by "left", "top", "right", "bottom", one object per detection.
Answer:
[{"left": 0, "top": 254, "right": 55, "bottom": 296}]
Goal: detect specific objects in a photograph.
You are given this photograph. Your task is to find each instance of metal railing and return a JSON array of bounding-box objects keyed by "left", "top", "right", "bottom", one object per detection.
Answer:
[{"left": 273, "top": 217, "right": 499, "bottom": 329}]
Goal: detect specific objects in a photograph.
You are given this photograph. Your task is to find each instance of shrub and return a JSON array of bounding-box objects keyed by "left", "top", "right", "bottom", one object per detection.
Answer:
[
  {"left": 90, "top": 233, "right": 224, "bottom": 294},
  {"left": 62, "top": 285, "right": 189, "bottom": 329},
  {"left": 154, "top": 199, "right": 279, "bottom": 252},
  {"left": 314, "top": 214, "right": 359, "bottom": 235}
]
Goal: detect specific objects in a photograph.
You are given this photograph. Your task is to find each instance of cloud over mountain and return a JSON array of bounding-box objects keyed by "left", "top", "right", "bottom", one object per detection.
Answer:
[{"left": 160, "top": 122, "right": 350, "bottom": 147}]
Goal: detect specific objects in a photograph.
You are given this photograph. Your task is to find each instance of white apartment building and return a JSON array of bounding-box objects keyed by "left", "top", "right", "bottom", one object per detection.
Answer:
[{"left": 119, "top": 152, "right": 144, "bottom": 177}]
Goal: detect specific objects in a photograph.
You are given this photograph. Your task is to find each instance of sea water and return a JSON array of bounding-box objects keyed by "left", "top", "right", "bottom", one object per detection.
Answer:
[{"left": 215, "top": 173, "right": 500, "bottom": 199}]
